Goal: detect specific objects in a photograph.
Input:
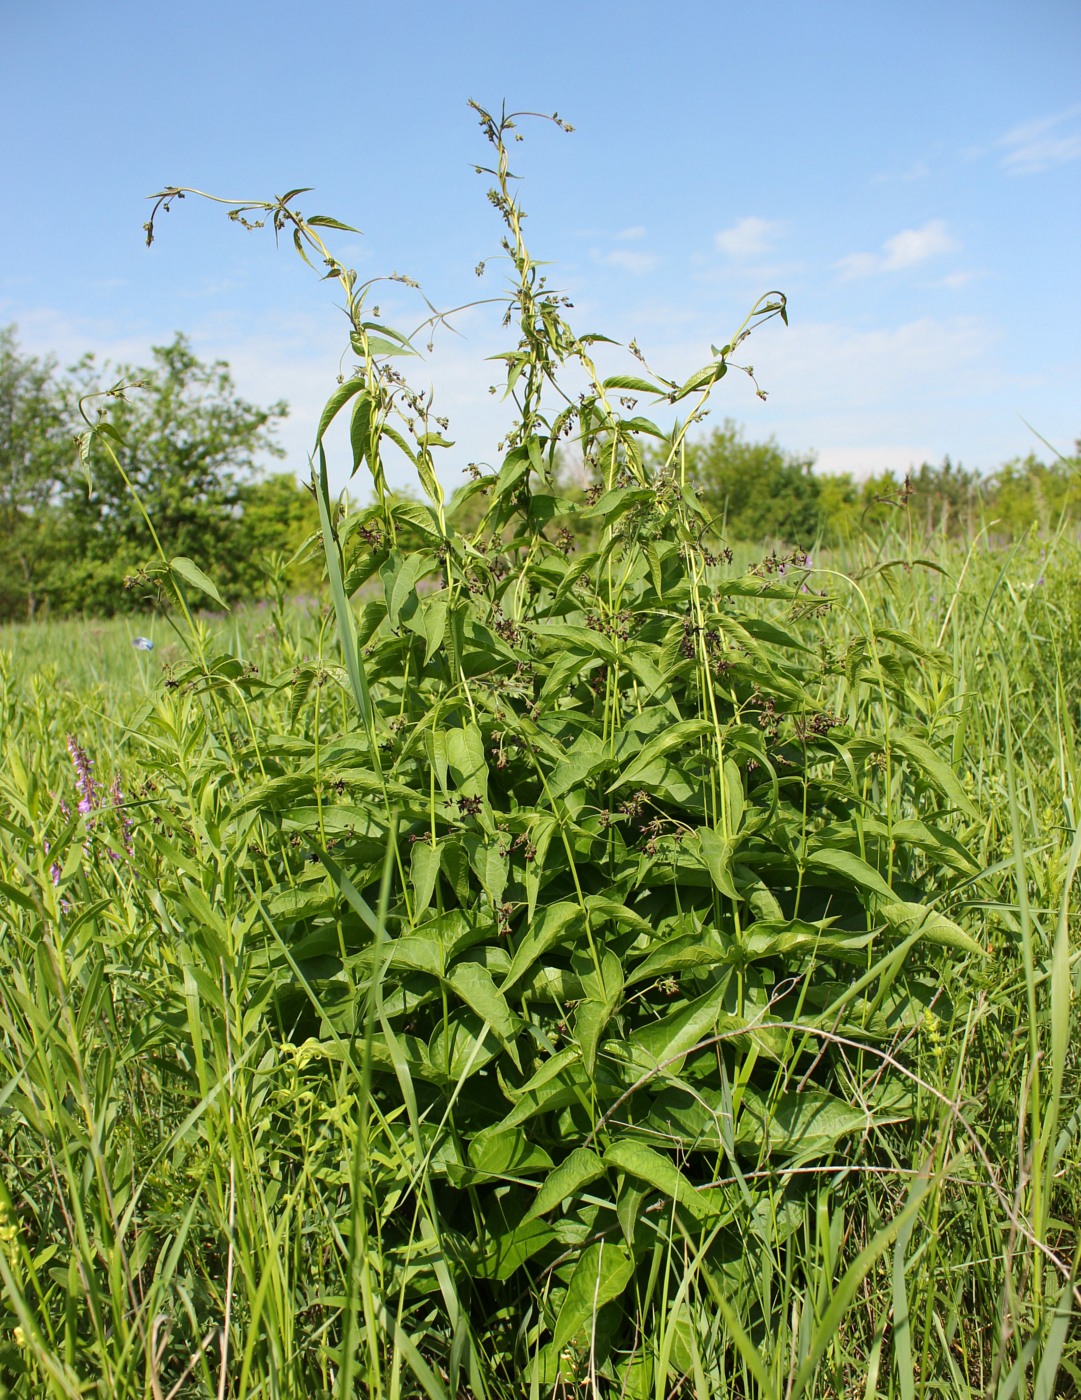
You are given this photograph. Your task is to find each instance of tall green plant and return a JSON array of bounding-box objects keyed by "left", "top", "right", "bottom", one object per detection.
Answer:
[{"left": 5, "top": 101, "right": 1065, "bottom": 1397}]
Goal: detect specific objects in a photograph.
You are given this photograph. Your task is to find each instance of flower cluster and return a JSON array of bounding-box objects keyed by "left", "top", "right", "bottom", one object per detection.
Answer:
[
  {"left": 47, "top": 738, "right": 136, "bottom": 890},
  {"left": 67, "top": 735, "right": 98, "bottom": 819}
]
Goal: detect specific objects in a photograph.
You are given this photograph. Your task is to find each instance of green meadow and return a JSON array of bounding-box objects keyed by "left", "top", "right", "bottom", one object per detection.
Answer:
[{"left": 1, "top": 105, "right": 1078, "bottom": 1397}]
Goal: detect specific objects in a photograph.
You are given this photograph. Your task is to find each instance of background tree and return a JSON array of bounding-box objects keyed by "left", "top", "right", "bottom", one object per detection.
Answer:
[
  {"left": 64, "top": 335, "right": 288, "bottom": 613},
  {"left": 678, "top": 418, "right": 822, "bottom": 545},
  {"left": 0, "top": 327, "right": 73, "bottom": 620},
  {"left": 986, "top": 447, "right": 1081, "bottom": 537},
  {"left": 233, "top": 472, "right": 323, "bottom": 596}
]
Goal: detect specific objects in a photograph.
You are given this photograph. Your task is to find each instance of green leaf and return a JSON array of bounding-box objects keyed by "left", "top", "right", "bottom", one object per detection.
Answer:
[
  {"left": 525, "top": 813, "right": 559, "bottom": 922},
  {"left": 583, "top": 895, "right": 654, "bottom": 937},
  {"left": 446, "top": 723, "right": 488, "bottom": 802},
  {"left": 547, "top": 732, "right": 607, "bottom": 799},
  {"left": 474, "top": 1212, "right": 554, "bottom": 1281},
  {"left": 389, "top": 934, "right": 443, "bottom": 977},
  {"left": 445, "top": 962, "right": 519, "bottom": 1052},
  {"left": 608, "top": 720, "right": 712, "bottom": 793},
  {"left": 573, "top": 997, "right": 614, "bottom": 1076},
  {"left": 306, "top": 213, "right": 360, "bottom": 232},
  {"left": 626, "top": 933, "right": 728, "bottom": 986},
  {"left": 603, "top": 1139, "right": 711, "bottom": 1218},
  {"left": 463, "top": 833, "right": 509, "bottom": 905},
  {"left": 805, "top": 847, "right": 894, "bottom": 902},
  {"left": 349, "top": 390, "right": 372, "bottom": 478},
  {"left": 415, "top": 450, "right": 445, "bottom": 514},
  {"left": 601, "top": 374, "right": 666, "bottom": 395},
  {"left": 888, "top": 818, "right": 979, "bottom": 874},
  {"left": 472, "top": 1053, "right": 586, "bottom": 1147},
  {"left": 169, "top": 556, "right": 226, "bottom": 609},
  {"left": 629, "top": 974, "right": 735, "bottom": 1068},
  {"left": 405, "top": 594, "right": 449, "bottom": 665},
  {"left": 502, "top": 901, "right": 579, "bottom": 992},
  {"left": 741, "top": 920, "right": 873, "bottom": 963},
  {"left": 381, "top": 549, "right": 428, "bottom": 630},
  {"left": 533, "top": 621, "right": 619, "bottom": 663},
  {"left": 878, "top": 902, "right": 985, "bottom": 956},
  {"left": 362, "top": 334, "right": 417, "bottom": 359},
  {"left": 409, "top": 840, "right": 440, "bottom": 920},
  {"left": 696, "top": 828, "right": 738, "bottom": 899},
  {"left": 874, "top": 627, "right": 948, "bottom": 668},
  {"left": 391, "top": 500, "right": 444, "bottom": 543},
  {"left": 264, "top": 885, "right": 336, "bottom": 922},
  {"left": 428, "top": 1010, "right": 498, "bottom": 1082},
  {"left": 525, "top": 1147, "right": 606, "bottom": 1221},
  {"left": 467, "top": 1131, "right": 554, "bottom": 1182},
  {"left": 551, "top": 1242, "right": 636, "bottom": 1354},
  {"left": 736, "top": 1086, "right": 877, "bottom": 1158},
  {"left": 314, "top": 377, "right": 365, "bottom": 447},
  {"left": 890, "top": 732, "right": 978, "bottom": 818}
]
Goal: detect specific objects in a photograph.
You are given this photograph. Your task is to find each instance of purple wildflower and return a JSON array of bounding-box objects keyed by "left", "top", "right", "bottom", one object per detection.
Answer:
[{"left": 67, "top": 735, "right": 98, "bottom": 817}]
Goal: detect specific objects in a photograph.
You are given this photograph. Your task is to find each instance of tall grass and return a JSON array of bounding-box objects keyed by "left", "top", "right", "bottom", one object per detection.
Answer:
[{"left": 0, "top": 529, "right": 1078, "bottom": 1398}]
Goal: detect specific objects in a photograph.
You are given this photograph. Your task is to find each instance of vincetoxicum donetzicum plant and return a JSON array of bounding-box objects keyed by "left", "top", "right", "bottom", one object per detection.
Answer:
[{"left": 141, "top": 103, "right": 989, "bottom": 1393}]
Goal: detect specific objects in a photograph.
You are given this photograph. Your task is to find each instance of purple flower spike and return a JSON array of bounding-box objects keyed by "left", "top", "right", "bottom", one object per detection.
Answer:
[{"left": 66, "top": 735, "right": 99, "bottom": 819}]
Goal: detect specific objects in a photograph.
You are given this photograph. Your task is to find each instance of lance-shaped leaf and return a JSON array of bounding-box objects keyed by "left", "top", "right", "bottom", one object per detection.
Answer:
[{"left": 170, "top": 556, "right": 226, "bottom": 609}]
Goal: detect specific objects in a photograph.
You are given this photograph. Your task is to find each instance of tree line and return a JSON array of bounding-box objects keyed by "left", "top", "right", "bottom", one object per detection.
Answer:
[
  {"left": 668, "top": 418, "right": 1081, "bottom": 550},
  {"left": 0, "top": 327, "right": 321, "bottom": 622},
  {"left": 1, "top": 324, "right": 1077, "bottom": 622}
]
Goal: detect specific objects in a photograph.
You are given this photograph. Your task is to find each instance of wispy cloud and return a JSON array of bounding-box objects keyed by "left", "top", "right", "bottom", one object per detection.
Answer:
[
  {"left": 995, "top": 105, "right": 1081, "bottom": 175},
  {"left": 872, "top": 159, "right": 931, "bottom": 186},
  {"left": 834, "top": 220, "right": 959, "bottom": 280},
  {"left": 715, "top": 217, "right": 785, "bottom": 259},
  {"left": 591, "top": 247, "right": 660, "bottom": 275},
  {"left": 934, "top": 269, "right": 982, "bottom": 291},
  {"left": 615, "top": 225, "right": 647, "bottom": 241}
]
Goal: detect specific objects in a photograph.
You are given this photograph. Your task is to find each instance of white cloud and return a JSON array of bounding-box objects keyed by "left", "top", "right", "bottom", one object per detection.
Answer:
[
  {"left": 881, "top": 221, "right": 959, "bottom": 270},
  {"left": 934, "top": 269, "right": 982, "bottom": 290},
  {"left": 715, "top": 217, "right": 785, "bottom": 259},
  {"left": 996, "top": 106, "right": 1081, "bottom": 174},
  {"left": 615, "top": 225, "right": 647, "bottom": 241},
  {"left": 835, "top": 220, "right": 959, "bottom": 279},
  {"left": 832, "top": 251, "right": 881, "bottom": 280},
  {"left": 872, "top": 159, "right": 931, "bottom": 186},
  {"left": 591, "top": 247, "right": 660, "bottom": 275}
]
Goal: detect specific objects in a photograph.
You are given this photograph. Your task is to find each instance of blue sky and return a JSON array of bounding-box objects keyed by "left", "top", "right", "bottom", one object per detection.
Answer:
[{"left": 2, "top": 0, "right": 1078, "bottom": 495}]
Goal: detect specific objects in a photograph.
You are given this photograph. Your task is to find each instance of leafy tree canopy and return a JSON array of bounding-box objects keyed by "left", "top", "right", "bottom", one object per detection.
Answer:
[{"left": 0, "top": 328, "right": 74, "bottom": 619}]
